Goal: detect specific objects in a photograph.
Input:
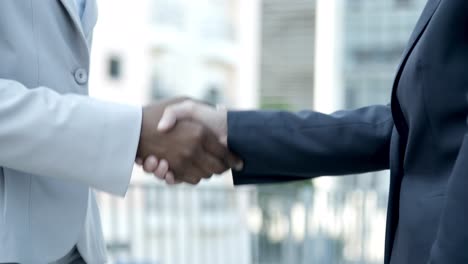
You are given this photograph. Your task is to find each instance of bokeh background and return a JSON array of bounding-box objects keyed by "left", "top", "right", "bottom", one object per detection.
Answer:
[{"left": 89, "top": 0, "right": 427, "bottom": 263}]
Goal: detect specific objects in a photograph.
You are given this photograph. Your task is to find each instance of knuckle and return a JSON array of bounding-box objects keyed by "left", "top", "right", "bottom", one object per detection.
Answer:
[
  {"left": 178, "top": 97, "right": 191, "bottom": 103},
  {"left": 164, "top": 107, "right": 174, "bottom": 116},
  {"left": 191, "top": 177, "right": 201, "bottom": 185},
  {"left": 175, "top": 174, "right": 184, "bottom": 183},
  {"left": 192, "top": 125, "right": 204, "bottom": 139},
  {"left": 183, "top": 147, "right": 196, "bottom": 158},
  {"left": 171, "top": 159, "right": 180, "bottom": 168},
  {"left": 187, "top": 173, "right": 202, "bottom": 184},
  {"left": 183, "top": 100, "right": 196, "bottom": 111},
  {"left": 186, "top": 177, "right": 196, "bottom": 185},
  {"left": 215, "top": 165, "right": 226, "bottom": 175},
  {"left": 171, "top": 161, "right": 184, "bottom": 174},
  {"left": 176, "top": 173, "right": 187, "bottom": 183},
  {"left": 209, "top": 161, "right": 224, "bottom": 174},
  {"left": 179, "top": 166, "right": 188, "bottom": 176}
]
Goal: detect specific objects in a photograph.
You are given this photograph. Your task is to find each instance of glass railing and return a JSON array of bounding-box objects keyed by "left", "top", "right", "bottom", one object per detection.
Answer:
[{"left": 98, "top": 183, "right": 387, "bottom": 264}]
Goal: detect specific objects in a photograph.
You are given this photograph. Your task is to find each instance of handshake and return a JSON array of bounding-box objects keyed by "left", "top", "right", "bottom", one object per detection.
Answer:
[{"left": 135, "top": 98, "right": 243, "bottom": 185}]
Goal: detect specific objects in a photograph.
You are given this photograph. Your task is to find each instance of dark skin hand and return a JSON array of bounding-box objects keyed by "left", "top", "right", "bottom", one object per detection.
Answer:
[{"left": 137, "top": 98, "right": 240, "bottom": 184}]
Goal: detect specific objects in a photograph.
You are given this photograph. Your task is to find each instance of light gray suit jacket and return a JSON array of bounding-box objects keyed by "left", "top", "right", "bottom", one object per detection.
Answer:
[{"left": 0, "top": 1, "right": 142, "bottom": 263}]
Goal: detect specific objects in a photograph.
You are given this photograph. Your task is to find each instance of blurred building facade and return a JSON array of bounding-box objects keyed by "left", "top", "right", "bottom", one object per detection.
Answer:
[
  {"left": 314, "top": 0, "right": 427, "bottom": 195},
  {"left": 90, "top": 0, "right": 259, "bottom": 109},
  {"left": 259, "top": 0, "right": 316, "bottom": 110},
  {"left": 313, "top": 0, "right": 427, "bottom": 262}
]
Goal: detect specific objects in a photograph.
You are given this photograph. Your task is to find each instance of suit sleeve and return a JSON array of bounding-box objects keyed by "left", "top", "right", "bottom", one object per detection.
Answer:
[
  {"left": 428, "top": 134, "right": 468, "bottom": 263},
  {"left": 0, "top": 79, "right": 142, "bottom": 196},
  {"left": 228, "top": 104, "right": 394, "bottom": 185}
]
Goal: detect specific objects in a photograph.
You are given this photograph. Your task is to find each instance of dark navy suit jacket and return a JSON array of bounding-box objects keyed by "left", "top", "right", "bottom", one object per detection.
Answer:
[{"left": 228, "top": 0, "right": 468, "bottom": 263}]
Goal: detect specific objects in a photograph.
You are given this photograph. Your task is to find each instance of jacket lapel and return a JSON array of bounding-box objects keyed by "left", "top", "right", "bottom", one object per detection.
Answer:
[
  {"left": 385, "top": 1, "right": 442, "bottom": 263},
  {"left": 81, "top": 0, "right": 98, "bottom": 40},
  {"left": 394, "top": 0, "right": 441, "bottom": 77},
  {"left": 58, "top": 0, "right": 85, "bottom": 38},
  {"left": 390, "top": 0, "right": 441, "bottom": 138},
  {"left": 58, "top": 0, "right": 98, "bottom": 47}
]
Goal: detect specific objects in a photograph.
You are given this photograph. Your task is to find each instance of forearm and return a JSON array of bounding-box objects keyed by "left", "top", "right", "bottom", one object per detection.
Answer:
[
  {"left": 228, "top": 105, "right": 393, "bottom": 184},
  {"left": 0, "top": 79, "right": 141, "bottom": 196}
]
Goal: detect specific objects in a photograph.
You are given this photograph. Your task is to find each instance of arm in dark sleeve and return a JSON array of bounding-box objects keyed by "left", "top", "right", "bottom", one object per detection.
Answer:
[
  {"left": 227, "top": 104, "right": 394, "bottom": 185},
  {"left": 428, "top": 133, "right": 468, "bottom": 263}
]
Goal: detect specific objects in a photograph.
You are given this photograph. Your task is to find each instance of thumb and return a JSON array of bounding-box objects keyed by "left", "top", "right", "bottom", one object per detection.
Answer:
[
  {"left": 157, "top": 101, "right": 196, "bottom": 131},
  {"left": 219, "top": 135, "right": 228, "bottom": 147},
  {"left": 157, "top": 109, "right": 177, "bottom": 132}
]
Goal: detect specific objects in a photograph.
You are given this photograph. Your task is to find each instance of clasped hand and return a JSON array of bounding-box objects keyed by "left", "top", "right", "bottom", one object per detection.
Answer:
[{"left": 135, "top": 98, "right": 243, "bottom": 185}]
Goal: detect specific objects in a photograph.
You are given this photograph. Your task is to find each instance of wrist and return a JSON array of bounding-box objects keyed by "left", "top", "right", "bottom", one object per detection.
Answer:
[
  {"left": 215, "top": 105, "right": 228, "bottom": 142},
  {"left": 221, "top": 110, "right": 228, "bottom": 140},
  {"left": 137, "top": 105, "right": 163, "bottom": 159},
  {"left": 217, "top": 105, "right": 228, "bottom": 131},
  {"left": 136, "top": 106, "right": 149, "bottom": 159}
]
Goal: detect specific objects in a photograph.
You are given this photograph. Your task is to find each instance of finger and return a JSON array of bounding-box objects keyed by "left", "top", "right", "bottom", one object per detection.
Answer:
[
  {"left": 203, "top": 133, "right": 244, "bottom": 171},
  {"left": 165, "top": 172, "right": 185, "bottom": 185},
  {"left": 226, "top": 151, "right": 244, "bottom": 171},
  {"left": 165, "top": 171, "right": 182, "bottom": 185},
  {"left": 184, "top": 168, "right": 205, "bottom": 185},
  {"left": 154, "top": 159, "right": 169, "bottom": 177},
  {"left": 188, "top": 142, "right": 221, "bottom": 177},
  {"left": 158, "top": 101, "right": 197, "bottom": 131},
  {"left": 175, "top": 161, "right": 205, "bottom": 185},
  {"left": 154, "top": 173, "right": 165, "bottom": 180},
  {"left": 166, "top": 171, "right": 183, "bottom": 185},
  {"left": 165, "top": 172, "right": 176, "bottom": 185},
  {"left": 196, "top": 147, "right": 228, "bottom": 175},
  {"left": 143, "top": 156, "right": 159, "bottom": 172},
  {"left": 153, "top": 170, "right": 166, "bottom": 180},
  {"left": 194, "top": 167, "right": 210, "bottom": 181},
  {"left": 219, "top": 136, "right": 228, "bottom": 147},
  {"left": 153, "top": 159, "right": 170, "bottom": 180},
  {"left": 194, "top": 161, "right": 216, "bottom": 179},
  {"left": 157, "top": 109, "right": 178, "bottom": 132},
  {"left": 135, "top": 158, "right": 143, "bottom": 166}
]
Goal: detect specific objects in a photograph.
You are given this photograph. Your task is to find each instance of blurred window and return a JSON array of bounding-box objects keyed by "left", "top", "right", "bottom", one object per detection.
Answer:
[
  {"left": 349, "top": 0, "right": 363, "bottom": 11},
  {"left": 108, "top": 56, "right": 122, "bottom": 80},
  {"left": 345, "top": 85, "right": 391, "bottom": 109},
  {"left": 202, "top": 85, "right": 222, "bottom": 105},
  {"left": 395, "top": 0, "right": 412, "bottom": 8},
  {"left": 200, "top": 0, "right": 235, "bottom": 40},
  {"left": 353, "top": 46, "right": 405, "bottom": 65},
  {"left": 153, "top": 0, "right": 186, "bottom": 30},
  {"left": 150, "top": 76, "right": 171, "bottom": 100},
  {"left": 199, "top": 191, "right": 232, "bottom": 211}
]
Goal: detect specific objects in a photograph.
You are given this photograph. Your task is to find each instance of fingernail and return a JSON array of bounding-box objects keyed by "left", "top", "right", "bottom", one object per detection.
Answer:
[
  {"left": 219, "top": 136, "right": 228, "bottom": 146},
  {"left": 235, "top": 161, "right": 244, "bottom": 171},
  {"left": 155, "top": 171, "right": 166, "bottom": 180},
  {"left": 157, "top": 120, "right": 167, "bottom": 130},
  {"left": 147, "top": 156, "right": 157, "bottom": 164}
]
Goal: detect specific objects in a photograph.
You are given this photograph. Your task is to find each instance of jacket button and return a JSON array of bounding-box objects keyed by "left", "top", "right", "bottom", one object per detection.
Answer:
[{"left": 74, "top": 68, "right": 88, "bottom": 85}]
